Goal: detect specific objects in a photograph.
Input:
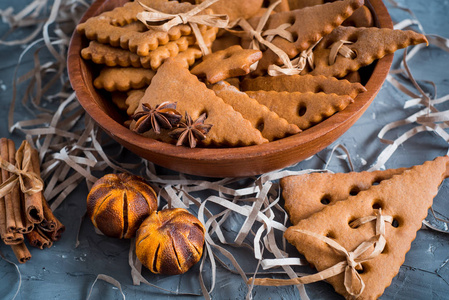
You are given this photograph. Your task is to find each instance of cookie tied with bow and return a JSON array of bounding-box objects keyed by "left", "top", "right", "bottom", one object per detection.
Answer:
[
  {"left": 245, "top": 0, "right": 364, "bottom": 75},
  {"left": 308, "top": 26, "right": 429, "bottom": 78},
  {"left": 250, "top": 156, "right": 449, "bottom": 299},
  {"left": 281, "top": 167, "right": 408, "bottom": 224}
]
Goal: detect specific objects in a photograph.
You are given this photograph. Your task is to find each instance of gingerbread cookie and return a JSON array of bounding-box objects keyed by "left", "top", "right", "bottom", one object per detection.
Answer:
[
  {"left": 100, "top": 0, "right": 196, "bottom": 26},
  {"left": 191, "top": 45, "right": 262, "bottom": 84},
  {"left": 283, "top": 156, "right": 449, "bottom": 299},
  {"left": 196, "top": 0, "right": 264, "bottom": 22},
  {"left": 247, "top": 0, "right": 364, "bottom": 75},
  {"left": 110, "top": 92, "right": 129, "bottom": 111},
  {"left": 212, "top": 82, "right": 300, "bottom": 141},
  {"left": 77, "top": 0, "right": 213, "bottom": 57},
  {"left": 240, "top": 74, "right": 366, "bottom": 99},
  {"left": 132, "top": 58, "right": 268, "bottom": 146},
  {"left": 81, "top": 38, "right": 190, "bottom": 69},
  {"left": 342, "top": 5, "right": 374, "bottom": 28},
  {"left": 281, "top": 167, "right": 409, "bottom": 224},
  {"left": 172, "top": 47, "right": 203, "bottom": 68},
  {"left": 309, "top": 26, "right": 428, "bottom": 78},
  {"left": 246, "top": 91, "right": 354, "bottom": 130},
  {"left": 267, "top": 0, "right": 290, "bottom": 12},
  {"left": 93, "top": 67, "right": 155, "bottom": 92},
  {"left": 125, "top": 89, "right": 146, "bottom": 116},
  {"left": 288, "top": 0, "right": 323, "bottom": 10}
]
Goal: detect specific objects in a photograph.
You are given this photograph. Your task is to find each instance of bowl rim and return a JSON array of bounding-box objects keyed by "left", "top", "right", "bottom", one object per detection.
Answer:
[{"left": 68, "top": 0, "right": 394, "bottom": 175}]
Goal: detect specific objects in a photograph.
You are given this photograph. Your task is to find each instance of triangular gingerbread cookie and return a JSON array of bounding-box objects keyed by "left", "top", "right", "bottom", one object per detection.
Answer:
[
  {"left": 281, "top": 167, "right": 408, "bottom": 224},
  {"left": 132, "top": 58, "right": 268, "bottom": 146},
  {"left": 240, "top": 74, "right": 366, "bottom": 99},
  {"left": 284, "top": 156, "right": 449, "bottom": 299},
  {"left": 212, "top": 81, "right": 300, "bottom": 141},
  {"left": 309, "top": 26, "right": 428, "bottom": 78},
  {"left": 246, "top": 91, "right": 354, "bottom": 130},
  {"left": 247, "top": 0, "right": 364, "bottom": 75}
]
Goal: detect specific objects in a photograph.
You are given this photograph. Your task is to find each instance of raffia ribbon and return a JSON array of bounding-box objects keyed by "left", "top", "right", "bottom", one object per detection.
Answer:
[
  {"left": 136, "top": 0, "right": 229, "bottom": 55},
  {"left": 249, "top": 209, "right": 390, "bottom": 298},
  {"left": 329, "top": 40, "right": 356, "bottom": 65},
  {"left": 0, "top": 141, "right": 44, "bottom": 199},
  {"left": 267, "top": 37, "right": 321, "bottom": 76},
  {"left": 227, "top": 0, "right": 296, "bottom": 73},
  {"left": 229, "top": 0, "right": 321, "bottom": 76}
]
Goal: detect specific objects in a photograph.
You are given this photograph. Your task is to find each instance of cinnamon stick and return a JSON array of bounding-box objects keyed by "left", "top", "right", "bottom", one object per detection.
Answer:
[
  {"left": 11, "top": 242, "right": 31, "bottom": 263},
  {"left": 0, "top": 161, "right": 8, "bottom": 240},
  {"left": 19, "top": 143, "right": 44, "bottom": 224},
  {"left": 39, "top": 198, "right": 57, "bottom": 232},
  {"left": 44, "top": 216, "right": 65, "bottom": 242},
  {"left": 3, "top": 231, "right": 24, "bottom": 245},
  {"left": 8, "top": 139, "right": 28, "bottom": 234},
  {"left": 0, "top": 196, "right": 14, "bottom": 243},
  {"left": 26, "top": 227, "right": 53, "bottom": 249},
  {"left": 0, "top": 138, "right": 16, "bottom": 232}
]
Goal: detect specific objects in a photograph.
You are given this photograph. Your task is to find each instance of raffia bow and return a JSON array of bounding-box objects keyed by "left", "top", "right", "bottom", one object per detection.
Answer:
[
  {"left": 329, "top": 40, "right": 357, "bottom": 65},
  {"left": 249, "top": 209, "right": 390, "bottom": 298},
  {"left": 0, "top": 141, "right": 44, "bottom": 199},
  {"left": 228, "top": 0, "right": 294, "bottom": 73},
  {"left": 136, "top": 0, "right": 229, "bottom": 55},
  {"left": 267, "top": 38, "right": 321, "bottom": 76}
]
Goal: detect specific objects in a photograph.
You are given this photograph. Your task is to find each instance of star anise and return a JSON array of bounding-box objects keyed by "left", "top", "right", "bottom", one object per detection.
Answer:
[
  {"left": 132, "top": 102, "right": 182, "bottom": 134},
  {"left": 169, "top": 112, "right": 213, "bottom": 148}
]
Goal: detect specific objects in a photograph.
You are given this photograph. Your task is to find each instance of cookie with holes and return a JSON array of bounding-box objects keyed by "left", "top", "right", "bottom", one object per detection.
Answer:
[
  {"left": 212, "top": 81, "right": 301, "bottom": 141},
  {"left": 279, "top": 156, "right": 449, "bottom": 299},
  {"left": 280, "top": 167, "right": 409, "bottom": 224},
  {"left": 240, "top": 74, "right": 366, "bottom": 99},
  {"left": 191, "top": 45, "right": 262, "bottom": 84},
  {"left": 131, "top": 58, "right": 268, "bottom": 146},
  {"left": 245, "top": 91, "right": 354, "bottom": 130},
  {"left": 245, "top": 0, "right": 364, "bottom": 75},
  {"left": 308, "top": 26, "right": 428, "bottom": 78}
]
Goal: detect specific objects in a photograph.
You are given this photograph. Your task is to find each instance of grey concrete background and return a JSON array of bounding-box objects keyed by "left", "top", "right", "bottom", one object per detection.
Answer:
[{"left": 0, "top": 0, "right": 448, "bottom": 299}]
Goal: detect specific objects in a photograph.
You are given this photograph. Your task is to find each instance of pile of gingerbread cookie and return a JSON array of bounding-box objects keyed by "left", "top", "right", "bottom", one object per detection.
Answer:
[{"left": 77, "top": 0, "right": 427, "bottom": 147}]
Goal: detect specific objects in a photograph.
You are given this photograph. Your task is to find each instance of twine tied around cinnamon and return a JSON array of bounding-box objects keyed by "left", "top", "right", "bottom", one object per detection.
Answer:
[
  {"left": 0, "top": 141, "right": 44, "bottom": 199},
  {"left": 136, "top": 0, "right": 229, "bottom": 55},
  {"left": 248, "top": 209, "right": 391, "bottom": 298}
]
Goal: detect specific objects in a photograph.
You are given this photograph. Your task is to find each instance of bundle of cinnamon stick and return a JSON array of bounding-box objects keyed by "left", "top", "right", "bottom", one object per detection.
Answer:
[{"left": 0, "top": 138, "right": 65, "bottom": 263}]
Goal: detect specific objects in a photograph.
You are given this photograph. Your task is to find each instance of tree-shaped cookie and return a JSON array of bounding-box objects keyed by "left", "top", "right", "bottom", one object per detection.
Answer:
[
  {"left": 309, "top": 26, "right": 428, "bottom": 78},
  {"left": 212, "top": 81, "right": 300, "bottom": 141},
  {"left": 240, "top": 74, "right": 366, "bottom": 99},
  {"left": 246, "top": 0, "right": 364, "bottom": 75},
  {"left": 282, "top": 156, "right": 449, "bottom": 299},
  {"left": 246, "top": 90, "right": 354, "bottom": 130},
  {"left": 132, "top": 58, "right": 268, "bottom": 146},
  {"left": 281, "top": 167, "right": 408, "bottom": 224}
]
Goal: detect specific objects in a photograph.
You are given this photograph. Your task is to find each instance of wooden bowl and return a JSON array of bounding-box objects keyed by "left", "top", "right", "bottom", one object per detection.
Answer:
[{"left": 68, "top": 0, "right": 393, "bottom": 178}]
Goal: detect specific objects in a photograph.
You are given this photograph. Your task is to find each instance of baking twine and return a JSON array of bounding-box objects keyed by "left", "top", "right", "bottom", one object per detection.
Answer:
[
  {"left": 136, "top": 0, "right": 229, "bottom": 55},
  {"left": 0, "top": 141, "right": 44, "bottom": 199},
  {"left": 249, "top": 209, "right": 391, "bottom": 298},
  {"left": 0, "top": 0, "right": 449, "bottom": 299}
]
